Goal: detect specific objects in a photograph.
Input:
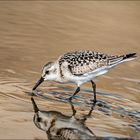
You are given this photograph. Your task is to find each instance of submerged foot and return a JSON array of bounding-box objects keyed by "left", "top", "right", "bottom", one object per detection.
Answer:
[
  {"left": 67, "top": 96, "right": 73, "bottom": 101},
  {"left": 30, "top": 90, "right": 43, "bottom": 96},
  {"left": 66, "top": 95, "right": 76, "bottom": 101},
  {"left": 90, "top": 99, "right": 97, "bottom": 104},
  {"left": 93, "top": 99, "right": 97, "bottom": 103}
]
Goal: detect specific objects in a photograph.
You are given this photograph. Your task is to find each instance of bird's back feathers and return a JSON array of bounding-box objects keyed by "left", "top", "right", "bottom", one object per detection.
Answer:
[{"left": 58, "top": 51, "right": 136, "bottom": 76}]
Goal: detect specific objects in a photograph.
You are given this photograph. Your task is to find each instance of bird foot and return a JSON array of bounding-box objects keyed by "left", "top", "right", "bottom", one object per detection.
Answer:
[
  {"left": 31, "top": 90, "right": 43, "bottom": 96},
  {"left": 90, "top": 99, "right": 97, "bottom": 104},
  {"left": 67, "top": 97, "right": 73, "bottom": 101}
]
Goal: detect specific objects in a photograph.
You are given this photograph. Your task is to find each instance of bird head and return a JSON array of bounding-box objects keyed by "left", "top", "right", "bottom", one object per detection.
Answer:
[
  {"left": 32, "top": 62, "right": 56, "bottom": 91},
  {"left": 31, "top": 97, "right": 53, "bottom": 131}
]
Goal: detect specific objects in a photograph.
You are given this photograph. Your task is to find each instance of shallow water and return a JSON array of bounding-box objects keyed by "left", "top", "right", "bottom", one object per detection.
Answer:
[{"left": 0, "top": 1, "right": 140, "bottom": 139}]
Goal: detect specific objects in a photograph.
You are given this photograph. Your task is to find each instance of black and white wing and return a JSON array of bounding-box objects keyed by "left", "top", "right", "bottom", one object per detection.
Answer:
[
  {"left": 54, "top": 128, "right": 94, "bottom": 140},
  {"left": 58, "top": 51, "right": 136, "bottom": 76},
  {"left": 59, "top": 50, "right": 108, "bottom": 76}
]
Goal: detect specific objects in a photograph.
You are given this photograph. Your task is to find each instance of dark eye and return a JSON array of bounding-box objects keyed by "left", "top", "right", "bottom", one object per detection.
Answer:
[
  {"left": 37, "top": 117, "right": 42, "bottom": 122},
  {"left": 45, "top": 70, "right": 49, "bottom": 74}
]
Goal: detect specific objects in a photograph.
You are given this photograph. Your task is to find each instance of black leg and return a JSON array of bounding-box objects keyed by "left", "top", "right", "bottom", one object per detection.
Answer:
[
  {"left": 82, "top": 101, "right": 96, "bottom": 122},
  {"left": 91, "top": 80, "right": 97, "bottom": 103},
  {"left": 68, "top": 100, "right": 76, "bottom": 116},
  {"left": 69, "top": 87, "right": 80, "bottom": 101}
]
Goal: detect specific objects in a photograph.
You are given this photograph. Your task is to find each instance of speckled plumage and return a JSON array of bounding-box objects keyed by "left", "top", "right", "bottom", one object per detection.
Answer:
[
  {"left": 32, "top": 50, "right": 136, "bottom": 101},
  {"left": 58, "top": 50, "right": 126, "bottom": 76},
  {"left": 31, "top": 97, "right": 95, "bottom": 140}
]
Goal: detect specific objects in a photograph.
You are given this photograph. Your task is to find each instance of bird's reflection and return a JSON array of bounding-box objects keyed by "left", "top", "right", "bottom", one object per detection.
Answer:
[{"left": 31, "top": 97, "right": 96, "bottom": 140}]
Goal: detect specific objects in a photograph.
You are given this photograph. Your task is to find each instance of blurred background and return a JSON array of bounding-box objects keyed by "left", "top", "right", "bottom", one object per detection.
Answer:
[{"left": 0, "top": 1, "right": 140, "bottom": 139}]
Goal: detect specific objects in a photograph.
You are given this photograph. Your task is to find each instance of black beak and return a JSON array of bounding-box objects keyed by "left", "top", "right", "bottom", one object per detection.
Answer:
[
  {"left": 32, "top": 77, "right": 44, "bottom": 90},
  {"left": 31, "top": 97, "right": 39, "bottom": 113}
]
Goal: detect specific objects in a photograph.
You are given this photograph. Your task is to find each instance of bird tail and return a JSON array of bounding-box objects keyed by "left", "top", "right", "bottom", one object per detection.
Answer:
[
  {"left": 108, "top": 53, "right": 136, "bottom": 67},
  {"left": 122, "top": 53, "right": 137, "bottom": 62}
]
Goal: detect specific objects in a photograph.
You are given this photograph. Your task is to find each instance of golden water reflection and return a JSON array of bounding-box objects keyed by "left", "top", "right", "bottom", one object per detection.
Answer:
[{"left": 0, "top": 1, "right": 140, "bottom": 139}]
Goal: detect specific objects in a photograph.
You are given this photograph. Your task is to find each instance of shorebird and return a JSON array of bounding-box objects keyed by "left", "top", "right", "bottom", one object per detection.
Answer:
[
  {"left": 31, "top": 97, "right": 136, "bottom": 140},
  {"left": 32, "top": 50, "right": 136, "bottom": 102},
  {"left": 31, "top": 97, "right": 95, "bottom": 140}
]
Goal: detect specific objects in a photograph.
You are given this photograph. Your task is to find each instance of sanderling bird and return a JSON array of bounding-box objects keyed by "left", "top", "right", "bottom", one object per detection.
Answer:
[
  {"left": 32, "top": 50, "right": 136, "bottom": 102},
  {"left": 31, "top": 97, "right": 95, "bottom": 140}
]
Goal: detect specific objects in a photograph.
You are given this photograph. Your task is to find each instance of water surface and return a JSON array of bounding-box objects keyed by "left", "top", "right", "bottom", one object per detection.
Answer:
[{"left": 0, "top": 1, "right": 140, "bottom": 139}]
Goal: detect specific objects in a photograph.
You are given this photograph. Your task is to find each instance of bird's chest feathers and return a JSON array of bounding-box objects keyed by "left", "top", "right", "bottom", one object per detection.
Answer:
[{"left": 58, "top": 62, "right": 86, "bottom": 83}]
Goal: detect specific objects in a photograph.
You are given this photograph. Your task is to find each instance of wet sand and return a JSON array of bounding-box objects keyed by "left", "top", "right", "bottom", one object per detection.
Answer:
[{"left": 0, "top": 1, "right": 140, "bottom": 139}]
